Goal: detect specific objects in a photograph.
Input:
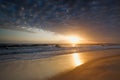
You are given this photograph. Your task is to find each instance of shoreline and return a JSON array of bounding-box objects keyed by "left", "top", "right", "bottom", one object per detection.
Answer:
[
  {"left": 0, "top": 48, "right": 120, "bottom": 62},
  {"left": 0, "top": 49, "right": 120, "bottom": 80}
]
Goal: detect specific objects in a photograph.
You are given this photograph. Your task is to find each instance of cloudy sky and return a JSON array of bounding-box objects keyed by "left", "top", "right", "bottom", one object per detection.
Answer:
[{"left": 0, "top": 0, "right": 120, "bottom": 43}]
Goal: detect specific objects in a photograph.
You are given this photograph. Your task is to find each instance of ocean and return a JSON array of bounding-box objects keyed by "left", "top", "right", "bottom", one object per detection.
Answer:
[{"left": 0, "top": 43, "right": 120, "bottom": 61}]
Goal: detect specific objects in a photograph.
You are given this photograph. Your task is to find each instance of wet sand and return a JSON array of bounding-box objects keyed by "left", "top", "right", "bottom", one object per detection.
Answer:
[
  {"left": 0, "top": 49, "right": 120, "bottom": 80},
  {"left": 49, "top": 56, "right": 120, "bottom": 80},
  {"left": 49, "top": 50, "right": 120, "bottom": 80}
]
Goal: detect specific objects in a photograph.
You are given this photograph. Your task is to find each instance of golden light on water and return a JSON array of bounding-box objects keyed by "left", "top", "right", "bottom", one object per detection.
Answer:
[{"left": 72, "top": 53, "right": 83, "bottom": 66}]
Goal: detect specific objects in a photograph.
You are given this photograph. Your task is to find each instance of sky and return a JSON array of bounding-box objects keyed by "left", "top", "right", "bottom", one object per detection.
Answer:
[{"left": 0, "top": 0, "right": 120, "bottom": 43}]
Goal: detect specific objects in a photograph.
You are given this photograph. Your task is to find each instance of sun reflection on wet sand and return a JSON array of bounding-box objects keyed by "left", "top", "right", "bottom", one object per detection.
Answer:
[
  {"left": 72, "top": 53, "right": 83, "bottom": 67},
  {"left": 0, "top": 49, "right": 120, "bottom": 80}
]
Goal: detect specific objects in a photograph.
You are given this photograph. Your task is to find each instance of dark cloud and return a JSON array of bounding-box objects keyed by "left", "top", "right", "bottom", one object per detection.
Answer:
[{"left": 0, "top": 0, "right": 120, "bottom": 42}]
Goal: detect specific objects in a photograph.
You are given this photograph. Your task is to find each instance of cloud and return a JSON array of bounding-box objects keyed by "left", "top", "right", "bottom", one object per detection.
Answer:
[{"left": 0, "top": 0, "right": 120, "bottom": 43}]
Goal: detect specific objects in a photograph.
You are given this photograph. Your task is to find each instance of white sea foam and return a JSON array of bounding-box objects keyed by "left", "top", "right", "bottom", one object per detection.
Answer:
[{"left": 0, "top": 45, "right": 120, "bottom": 61}]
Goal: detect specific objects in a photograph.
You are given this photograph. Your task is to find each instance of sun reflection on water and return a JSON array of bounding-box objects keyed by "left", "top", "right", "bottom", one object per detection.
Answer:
[{"left": 72, "top": 53, "right": 83, "bottom": 67}]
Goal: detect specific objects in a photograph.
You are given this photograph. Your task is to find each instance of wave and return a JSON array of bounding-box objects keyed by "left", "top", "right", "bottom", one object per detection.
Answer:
[{"left": 0, "top": 44, "right": 120, "bottom": 61}]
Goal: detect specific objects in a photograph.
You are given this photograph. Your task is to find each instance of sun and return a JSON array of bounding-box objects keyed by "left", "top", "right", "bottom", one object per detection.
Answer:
[{"left": 68, "top": 36, "right": 80, "bottom": 44}]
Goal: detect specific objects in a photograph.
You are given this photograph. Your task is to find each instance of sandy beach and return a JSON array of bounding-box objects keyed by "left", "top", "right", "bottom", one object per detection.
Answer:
[
  {"left": 49, "top": 49, "right": 120, "bottom": 80},
  {"left": 0, "top": 49, "right": 120, "bottom": 80}
]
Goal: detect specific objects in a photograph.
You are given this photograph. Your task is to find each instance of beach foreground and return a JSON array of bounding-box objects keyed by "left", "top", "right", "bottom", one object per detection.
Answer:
[
  {"left": 49, "top": 55, "right": 120, "bottom": 80},
  {"left": 0, "top": 49, "right": 120, "bottom": 80}
]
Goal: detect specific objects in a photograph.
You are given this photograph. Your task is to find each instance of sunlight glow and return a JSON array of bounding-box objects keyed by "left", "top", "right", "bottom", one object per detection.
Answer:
[
  {"left": 67, "top": 36, "right": 81, "bottom": 44},
  {"left": 72, "top": 53, "right": 83, "bottom": 66}
]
